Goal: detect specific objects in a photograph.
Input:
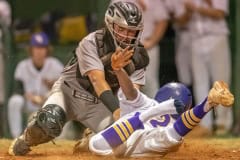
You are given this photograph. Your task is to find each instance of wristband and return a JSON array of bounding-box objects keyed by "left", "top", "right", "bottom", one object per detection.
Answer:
[{"left": 99, "top": 90, "right": 119, "bottom": 112}]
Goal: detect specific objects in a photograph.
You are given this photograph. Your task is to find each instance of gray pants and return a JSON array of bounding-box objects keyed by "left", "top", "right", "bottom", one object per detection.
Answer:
[{"left": 43, "top": 80, "right": 114, "bottom": 133}]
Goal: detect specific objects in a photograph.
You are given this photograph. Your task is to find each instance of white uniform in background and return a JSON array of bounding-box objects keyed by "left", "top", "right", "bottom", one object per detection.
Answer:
[
  {"left": 189, "top": 0, "right": 231, "bottom": 131},
  {"left": 139, "top": 0, "right": 168, "bottom": 98},
  {"left": 0, "top": 0, "right": 11, "bottom": 105},
  {"left": 89, "top": 89, "right": 182, "bottom": 157},
  {"left": 8, "top": 57, "right": 63, "bottom": 138},
  {"left": 163, "top": 0, "right": 192, "bottom": 86},
  {"left": 174, "top": 24, "right": 192, "bottom": 86}
]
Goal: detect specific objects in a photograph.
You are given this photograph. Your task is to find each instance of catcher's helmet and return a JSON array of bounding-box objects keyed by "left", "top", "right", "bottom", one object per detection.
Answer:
[
  {"left": 105, "top": 1, "right": 143, "bottom": 48},
  {"left": 154, "top": 82, "right": 192, "bottom": 112}
]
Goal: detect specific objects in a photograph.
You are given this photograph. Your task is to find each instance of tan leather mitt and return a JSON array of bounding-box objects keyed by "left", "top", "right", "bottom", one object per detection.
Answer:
[{"left": 208, "top": 81, "right": 234, "bottom": 107}]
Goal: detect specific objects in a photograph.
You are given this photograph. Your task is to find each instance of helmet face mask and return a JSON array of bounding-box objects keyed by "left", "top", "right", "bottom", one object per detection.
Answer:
[{"left": 105, "top": 2, "right": 143, "bottom": 49}]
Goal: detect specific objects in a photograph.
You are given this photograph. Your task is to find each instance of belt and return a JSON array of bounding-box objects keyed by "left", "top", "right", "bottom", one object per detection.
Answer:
[{"left": 63, "top": 81, "right": 99, "bottom": 104}]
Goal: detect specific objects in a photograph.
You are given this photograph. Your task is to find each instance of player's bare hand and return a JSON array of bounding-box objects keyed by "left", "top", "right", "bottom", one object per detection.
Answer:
[
  {"left": 143, "top": 39, "right": 154, "bottom": 49},
  {"left": 111, "top": 46, "right": 134, "bottom": 71},
  {"left": 42, "top": 79, "right": 55, "bottom": 90},
  {"left": 25, "top": 93, "right": 45, "bottom": 106}
]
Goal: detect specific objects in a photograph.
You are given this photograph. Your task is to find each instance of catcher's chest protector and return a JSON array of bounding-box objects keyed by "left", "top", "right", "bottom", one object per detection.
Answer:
[{"left": 94, "top": 28, "right": 149, "bottom": 93}]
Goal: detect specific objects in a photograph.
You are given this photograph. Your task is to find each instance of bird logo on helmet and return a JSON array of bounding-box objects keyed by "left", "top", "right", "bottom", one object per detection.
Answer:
[
  {"left": 154, "top": 82, "right": 193, "bottom": 114},
  {"left": 105, "top": 1, "right": 143, "bottom": 49}
]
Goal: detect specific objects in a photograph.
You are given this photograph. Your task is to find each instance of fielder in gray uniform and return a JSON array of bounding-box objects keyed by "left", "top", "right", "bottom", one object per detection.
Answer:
[{"left": 8, "top": 1, "right": 149, "bottom": 156}]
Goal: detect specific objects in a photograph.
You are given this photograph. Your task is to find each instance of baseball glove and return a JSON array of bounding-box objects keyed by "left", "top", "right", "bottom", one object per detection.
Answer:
[{"left": 208, "top": 81, "right": 234, "bottom": 107}]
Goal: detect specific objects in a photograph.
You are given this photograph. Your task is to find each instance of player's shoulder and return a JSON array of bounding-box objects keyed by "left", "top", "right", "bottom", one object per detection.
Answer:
[
  {"left": 79, "top": 31, "right": 97, "bottom": 46},
  {"left": 46, "top": 56, "right": 62, "bottom": 63},
  {"left": 16, "top": 58, "right": 31, "bottom": 68},
  {"left": 46, "top": 57, "right": 64, "bottom": 67}
]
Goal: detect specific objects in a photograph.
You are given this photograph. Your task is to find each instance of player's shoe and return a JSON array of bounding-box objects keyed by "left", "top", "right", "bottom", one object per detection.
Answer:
[
  {"left": 8, "top": 135, "right": 31, "bottom": 156},
  {"left": 73, "top": 128, "right": 94, "bottom": 154},
  {"left": 208, "top": 81, "right": 234, "bottom": 108}
]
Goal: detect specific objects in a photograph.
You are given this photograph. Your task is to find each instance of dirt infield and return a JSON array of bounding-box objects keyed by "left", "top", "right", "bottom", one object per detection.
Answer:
[{"left": 1, "top": 137, "right": 240, "bottom": 160}]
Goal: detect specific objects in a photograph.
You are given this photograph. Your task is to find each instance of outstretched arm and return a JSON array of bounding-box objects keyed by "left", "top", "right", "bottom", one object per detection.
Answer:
[{"left": 111, "top": 47, "right": 138, "bottom": 101}]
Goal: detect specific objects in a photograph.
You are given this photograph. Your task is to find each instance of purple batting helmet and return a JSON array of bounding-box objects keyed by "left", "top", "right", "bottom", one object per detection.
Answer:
[
  {"left": 30, "top": 32, "right": 49, "bottom": 47},
  {"left": 154, "top": 82, "right": 192, "bottom": 113}
]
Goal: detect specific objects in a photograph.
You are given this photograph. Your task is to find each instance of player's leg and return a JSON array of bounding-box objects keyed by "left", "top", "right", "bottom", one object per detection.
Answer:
[
  {"left": 97, "top": 98, "right": 182, "bottom": 149},
  {"left": 173, "top": 81, "right": 234, "bottom": 137},
  {"left": 72, "top": 102, "right": 114, "bottom": 154},
  {"left": 8, "top": 91, "right": 67, "bottom": 156},
  {"left": 128, "top": 81, "right": 235, "bottom": 157},
  {"left": 8, "top": 95, "right": 25, "bottom": 138},
  {"left": 89, "top": 131, "right": 113, "bottom": 156},
  {"left": 210, "top": 35, "right": 232, "bottom": 133},
  {"left": 192, "top": 37, "right": 213, "bottom": 131},
  {"left": 141, "top": 45, "right": 160, "bottom": 98},
  {"left": 175, "top": 31, "right": 192, "bottom": 86}
]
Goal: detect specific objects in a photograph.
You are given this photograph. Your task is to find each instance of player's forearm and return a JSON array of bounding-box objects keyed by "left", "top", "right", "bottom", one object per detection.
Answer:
[
  {"left": 174, "top": 11, "right": 192, "bottom": 27},
  {"left": 144, "top": 20, "right": 168, "bottom": 49},
  {"left": 114, "top": 68, "right": 138, "bottom": 101},
  {"left": 196, "top": 7, "right": 225, "bottom": 19},
  {"left": 87, "top": 69, "right": 119, "bottom": 112},
  {"left": 87, "top": 70, "right": 111, "bottom": 96}
]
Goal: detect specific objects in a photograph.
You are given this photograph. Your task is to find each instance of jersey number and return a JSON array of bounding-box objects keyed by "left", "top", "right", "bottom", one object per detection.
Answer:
[{"left": 150, "top": 115, "right": 171, "bottom": 127}]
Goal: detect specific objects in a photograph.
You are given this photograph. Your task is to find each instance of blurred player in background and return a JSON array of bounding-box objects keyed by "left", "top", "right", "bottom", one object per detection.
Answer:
[
  {"left": 89, "top": 50, "right": 234, "bottom": 157},
  {"left": 8, "top": 2, "right": 149, "bottom": 156},
  {"left": 0, "top": 0, "right": 11, "bottom": 137},
  {"left": 184, "top": 0, "right": 232, "bottom": 134},
  {"left": 173, "top": 0, "right": 193, "bottom": 88},
  {"left": 8, "top": 32, "right": 63, "bottom": 138}
]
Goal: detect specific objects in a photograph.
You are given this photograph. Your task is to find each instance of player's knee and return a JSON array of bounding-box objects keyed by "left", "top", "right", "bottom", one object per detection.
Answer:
[
  {"left": 25, "top": 104, "right": 67, "bottom": 146},
  {"left": 37, "top": 104, "right": 67, "bottom": 137},
  {"left": 8, "top": 94, "right": 24, "bottom": 110}
]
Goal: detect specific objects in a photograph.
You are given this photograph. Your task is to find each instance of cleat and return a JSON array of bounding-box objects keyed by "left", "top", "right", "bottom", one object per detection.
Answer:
[
  {"left": 8, "top": 135, "right": 31, "bottom": 156},
  {"left": 73, "top": 128, "right": 94, "bottom": 154},
  {"left": 208, "top": 81, "right": 234, "bottom": 107}
]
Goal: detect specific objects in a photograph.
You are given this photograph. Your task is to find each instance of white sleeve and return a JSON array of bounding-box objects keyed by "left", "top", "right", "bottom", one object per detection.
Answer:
[
  {"left": 139, "top": 99, "right": 178, "bottom": 122},
  {"left": 0, "top": 1, "right": 11, "bottom": 26},
  {"left": 172, "top": 0, "right": 186, "bottom": 18},
  {"left": 49, "top": 58, "right": 64, "bottom": 79},
  {"left": 130, "top": 69, "right": 146, "bottom": 86},
  {"left": 118, "top": 89, "right": 154, "bottom": 117},
  {"left": 212, "top": 0, "right": 229, "bottom": 14},
  {"left": 14, "top": 61, "right": 25, "bottom": 81},
  {"left": 152, "top": 0, "right": 169, "bottom": 21}
]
